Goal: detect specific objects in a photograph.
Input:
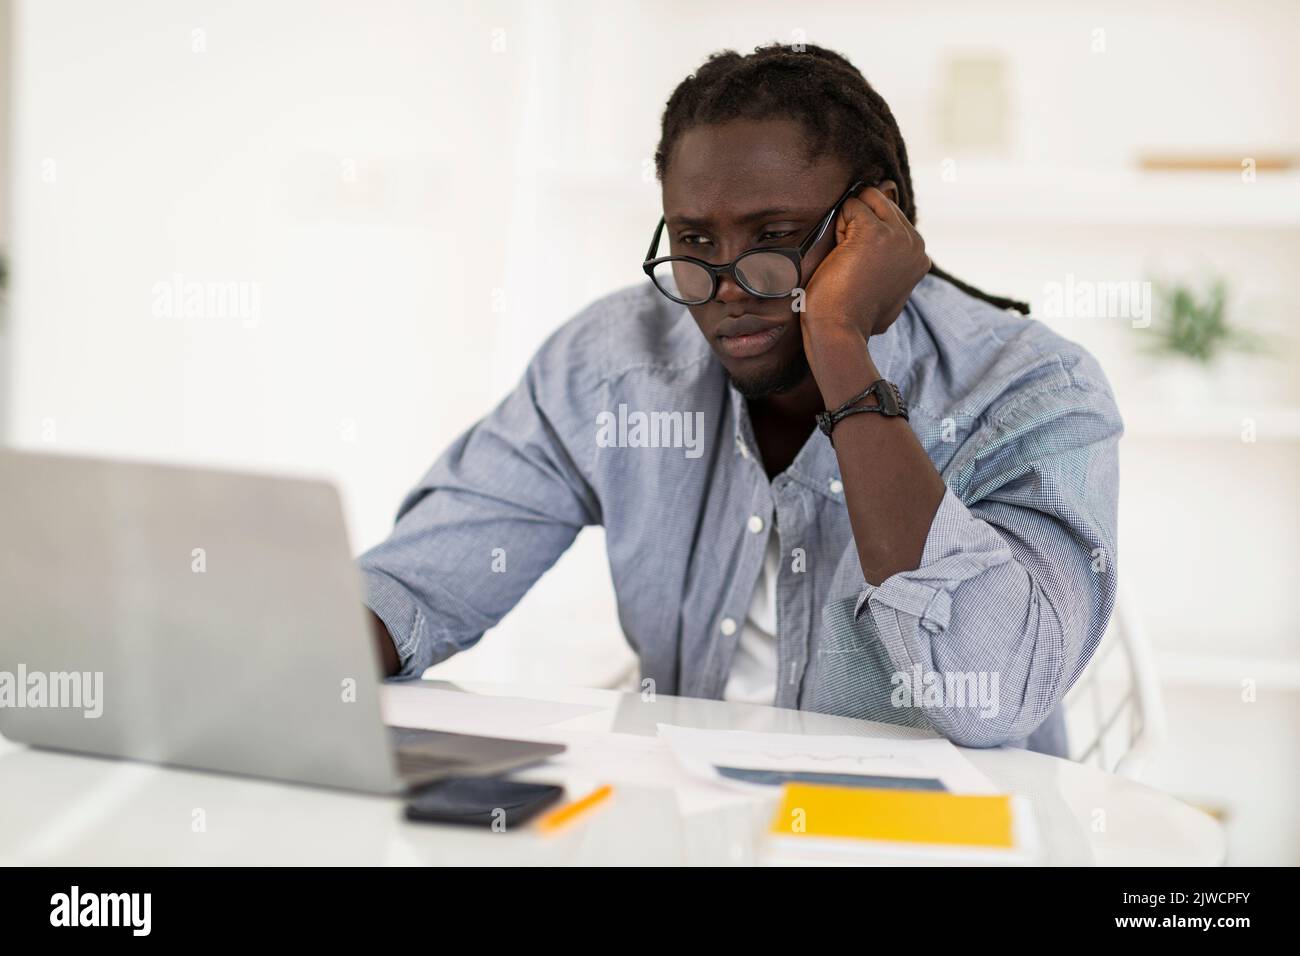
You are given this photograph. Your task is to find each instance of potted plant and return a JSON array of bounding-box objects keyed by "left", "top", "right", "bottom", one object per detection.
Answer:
[{"left": 1141, "top": 277, "right": 1272, "bottom": 402}]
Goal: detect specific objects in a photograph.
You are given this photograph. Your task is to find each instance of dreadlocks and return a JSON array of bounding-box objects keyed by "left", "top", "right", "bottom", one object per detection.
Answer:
[{"left": 654, "top": 43, "right": 1030, "bottom": 315}]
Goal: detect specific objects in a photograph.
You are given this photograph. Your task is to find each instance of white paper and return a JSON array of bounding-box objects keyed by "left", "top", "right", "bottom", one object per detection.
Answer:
[
  {"left": 507, "top": 729, "right": 755, "bottom": 816},
  {"left": 657, "top": 724, "right": 999, "bottom": 795},
  {"left": 526, "top": 729, "right": 675, "bottom": 786},
  {"left": 380, "top": 684, "right": 602, "bottom": 736}
]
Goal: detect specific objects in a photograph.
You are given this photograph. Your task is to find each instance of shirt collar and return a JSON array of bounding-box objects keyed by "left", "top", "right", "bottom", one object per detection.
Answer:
[{"left": 724, "top": 308, "right": 910, "bottom": 501}]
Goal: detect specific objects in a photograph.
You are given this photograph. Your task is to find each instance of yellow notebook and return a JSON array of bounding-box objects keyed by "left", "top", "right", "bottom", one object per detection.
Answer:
[{"left": 770, "top": 783, "right": 1015, "bottom": 850}]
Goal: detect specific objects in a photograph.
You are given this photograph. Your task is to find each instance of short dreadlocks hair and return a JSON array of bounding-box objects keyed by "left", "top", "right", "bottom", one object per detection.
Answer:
[{"left": 653, "top": 43, "right": 1030, "bottom": 314}]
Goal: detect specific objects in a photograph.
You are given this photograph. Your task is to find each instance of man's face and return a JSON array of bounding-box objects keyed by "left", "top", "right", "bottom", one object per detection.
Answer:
[{"left": 660, "top": 119, "right": 852, "bottom": 398}]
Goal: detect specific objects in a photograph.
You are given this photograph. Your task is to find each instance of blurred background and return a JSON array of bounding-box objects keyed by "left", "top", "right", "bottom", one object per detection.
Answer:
[{"left": 0, "top": 0, "right": 1296, "bottom": 862}]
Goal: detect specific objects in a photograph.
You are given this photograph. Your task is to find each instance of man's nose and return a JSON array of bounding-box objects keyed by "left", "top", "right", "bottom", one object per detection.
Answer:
[{"left": 713, "top": 269, "right": 749, "bottom": 304}]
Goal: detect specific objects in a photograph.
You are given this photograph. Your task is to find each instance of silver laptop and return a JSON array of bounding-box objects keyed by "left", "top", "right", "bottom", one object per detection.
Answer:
[{"left": 0, "top": 449, "right": 563, "bottom": 794}]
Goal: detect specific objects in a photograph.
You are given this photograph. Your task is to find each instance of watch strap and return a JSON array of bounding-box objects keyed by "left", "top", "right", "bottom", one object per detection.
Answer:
[{"left": 815, "top": 379, "right": 908, "bottom": 444}]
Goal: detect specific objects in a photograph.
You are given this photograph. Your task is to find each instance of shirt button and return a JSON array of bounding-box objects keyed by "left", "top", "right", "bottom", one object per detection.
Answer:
[
  {"left": 747, "top": 515, "right": 764, "bottom": 534},
  {"left": 720, "top": 617, "right": 737, "bottom": 636},
  {"left": 829, "top": 478, "right": 844, "bottom": 494}
]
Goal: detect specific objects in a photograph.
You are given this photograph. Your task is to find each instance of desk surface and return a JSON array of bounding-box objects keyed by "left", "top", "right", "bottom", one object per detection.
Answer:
[{"left": 0, "top": 679, "right": 1224, "bottom": 866}]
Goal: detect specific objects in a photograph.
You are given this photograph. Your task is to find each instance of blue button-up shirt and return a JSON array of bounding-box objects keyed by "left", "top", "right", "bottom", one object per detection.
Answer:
[{"left": 359, "top": 274, "right": 1122, "bottom": 755}]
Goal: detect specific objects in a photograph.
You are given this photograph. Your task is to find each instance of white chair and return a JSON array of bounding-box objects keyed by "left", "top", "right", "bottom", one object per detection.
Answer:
[{"left": 1063, "top": 582, "right": 1167, "bottom": 779}]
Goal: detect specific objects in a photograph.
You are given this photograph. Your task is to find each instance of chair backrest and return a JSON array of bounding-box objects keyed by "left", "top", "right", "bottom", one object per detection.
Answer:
[{"left": 1063, "top": 582, "right": 1167, "bottom": 779}]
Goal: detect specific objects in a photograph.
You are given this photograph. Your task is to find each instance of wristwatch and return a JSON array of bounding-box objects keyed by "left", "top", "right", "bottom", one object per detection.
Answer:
[{"left": 815, "top": 379, "right": 908, "bottom": 444}]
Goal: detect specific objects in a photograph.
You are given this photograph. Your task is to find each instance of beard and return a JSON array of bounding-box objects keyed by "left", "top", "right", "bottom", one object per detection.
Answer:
[{"left": 727, "top": 350, "right": 812, "bottom": 399}]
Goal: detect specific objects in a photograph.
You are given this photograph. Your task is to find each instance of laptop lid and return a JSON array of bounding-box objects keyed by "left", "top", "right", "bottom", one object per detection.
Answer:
[{"left": 0, "top": 450, "right": 402, "bottom": 793}]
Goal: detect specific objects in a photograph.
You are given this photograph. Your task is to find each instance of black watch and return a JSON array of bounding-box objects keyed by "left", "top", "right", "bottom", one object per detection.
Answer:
[{"left": 815, "top": 379, "right": 908, "bottom": 444}]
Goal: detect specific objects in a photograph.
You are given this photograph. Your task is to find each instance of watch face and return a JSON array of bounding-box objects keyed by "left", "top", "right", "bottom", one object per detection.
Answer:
[{"left": 877, "top": 381, "right": 902, "bottom": 415}]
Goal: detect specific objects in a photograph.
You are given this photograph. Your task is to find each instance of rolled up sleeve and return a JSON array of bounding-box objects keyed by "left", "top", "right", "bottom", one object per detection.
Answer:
[
  {"left": 827, "top": 383, "right": 1122, "bottom": 748},
  {"left": 853, "top": 488, "right": 1015, "bottom": 634}
]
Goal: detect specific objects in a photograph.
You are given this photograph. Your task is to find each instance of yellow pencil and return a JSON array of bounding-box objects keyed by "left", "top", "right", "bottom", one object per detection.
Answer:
[{"left": 537, "top": 784, "right": 614, "bottom": 834}]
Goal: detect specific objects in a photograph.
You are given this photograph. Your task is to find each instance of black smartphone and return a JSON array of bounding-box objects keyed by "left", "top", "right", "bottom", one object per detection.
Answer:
[{"left": 404, "top": 777, "right": 564, "bottom": 829}]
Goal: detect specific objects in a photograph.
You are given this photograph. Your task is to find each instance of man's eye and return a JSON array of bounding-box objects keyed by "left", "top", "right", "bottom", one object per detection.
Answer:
[
  {"left": 680, "top": 235, "right": 711, "bottom": 247},
  {"left": 759, "top": 230, "right": 797, "bottom": 243}
]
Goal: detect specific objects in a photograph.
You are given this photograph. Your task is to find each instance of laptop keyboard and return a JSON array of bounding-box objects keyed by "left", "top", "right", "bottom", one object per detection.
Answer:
[
  {"left": 394, "top": 749, "right": 473, "bottom": 778},
  {"left": 386, "top": 724, "right": 563, "bottom": 782}
]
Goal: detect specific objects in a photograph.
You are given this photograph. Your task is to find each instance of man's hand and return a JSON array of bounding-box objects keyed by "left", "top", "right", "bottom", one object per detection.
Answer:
[
  {"left": 794, "top": 182, "right": 945, "bottom": 585},
  {"left": 799, "top": 182, "right": 930, "bottom": 393}
]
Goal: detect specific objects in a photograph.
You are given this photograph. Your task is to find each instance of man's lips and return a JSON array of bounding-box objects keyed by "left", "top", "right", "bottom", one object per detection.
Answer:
[{"left": 715, "top": 314, "right": 788, "bottom": 360}]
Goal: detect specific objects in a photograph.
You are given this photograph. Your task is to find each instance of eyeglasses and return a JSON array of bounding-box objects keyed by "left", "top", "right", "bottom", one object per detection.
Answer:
[{"left": 642, "top": 180, "right": 867, "bottom": 306}]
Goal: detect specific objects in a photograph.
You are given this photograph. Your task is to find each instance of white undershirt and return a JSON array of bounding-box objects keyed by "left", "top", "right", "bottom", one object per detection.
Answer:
[{"left": 722, "top": 532, "right": 780, "bottom": 705}]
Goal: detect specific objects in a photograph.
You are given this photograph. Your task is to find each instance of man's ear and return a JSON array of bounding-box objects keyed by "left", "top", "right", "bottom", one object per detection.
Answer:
[{"left": 876, "top": 179, "right": 900, "bottom": 205}]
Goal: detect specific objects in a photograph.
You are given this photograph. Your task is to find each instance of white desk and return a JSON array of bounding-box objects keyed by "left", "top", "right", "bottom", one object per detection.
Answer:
[{"left": 0, "top": 679, "right": 1224, "bottom": 866}]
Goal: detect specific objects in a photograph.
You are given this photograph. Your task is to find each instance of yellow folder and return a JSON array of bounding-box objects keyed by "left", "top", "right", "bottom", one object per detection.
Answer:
[{"left": 770, "top": 783, "right": 1015, "bottom": 849}]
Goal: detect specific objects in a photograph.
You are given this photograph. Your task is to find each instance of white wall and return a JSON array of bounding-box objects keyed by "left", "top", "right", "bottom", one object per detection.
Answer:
[
  {"left": 0, "top": 0, "right": 10, "bottom": 249},
  {"left": 3, "top": 0, "right": 644, "bottom": 687},
  {"left": 0, "top": 0, "right": 11, "bottom": 432},
  {"left": 5, "top": 0, "right": 1298, "bottom": 860}
]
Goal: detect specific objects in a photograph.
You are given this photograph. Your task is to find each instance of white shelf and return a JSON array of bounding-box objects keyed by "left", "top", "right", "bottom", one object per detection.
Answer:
[
  {"left": 912, "top": 165, "right": 1300, "bottom": 229},
  {"left": 530, "top": 162, "right": 1300, "bottom": 229},
  {"left": 1156, "top": 652, "right": 1300, "bottom": 691},
  {"left": 1121, "top": 403, "right": 1300, "bottom": 441}
]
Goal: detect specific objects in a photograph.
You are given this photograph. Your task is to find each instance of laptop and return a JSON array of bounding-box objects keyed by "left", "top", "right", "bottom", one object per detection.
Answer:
[{"left": 0, "top": 449, "right": 564, "bottom": 794}]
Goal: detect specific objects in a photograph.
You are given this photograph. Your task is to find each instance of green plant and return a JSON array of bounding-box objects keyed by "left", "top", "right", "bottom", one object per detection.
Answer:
[{"left": 1148, "top": 277, "right": 1262, "bottom": 363}]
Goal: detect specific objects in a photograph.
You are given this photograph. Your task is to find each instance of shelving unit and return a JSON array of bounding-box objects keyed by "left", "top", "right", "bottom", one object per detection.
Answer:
[
  {"left": 1120, "top": 403, "right": 1300, "bottom": 441},
  {"left": 914, "top": 163, "right": 1300, "bottom": 711},
  {"left": 913, "top": 165, "right": 1300, "bottom": 229},
  {"left": 1158, "top": 653, "right": 1300, "bottom": 691}
]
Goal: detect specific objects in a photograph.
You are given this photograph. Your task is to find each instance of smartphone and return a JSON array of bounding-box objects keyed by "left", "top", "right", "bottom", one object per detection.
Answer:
[{"left": 404, "top": 777, "right": 564, "bottom": 829}]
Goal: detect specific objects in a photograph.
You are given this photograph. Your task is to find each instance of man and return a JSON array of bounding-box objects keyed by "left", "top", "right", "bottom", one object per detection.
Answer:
[{"left": 359, "top": 44, "right": 1121, "bottom": 755}]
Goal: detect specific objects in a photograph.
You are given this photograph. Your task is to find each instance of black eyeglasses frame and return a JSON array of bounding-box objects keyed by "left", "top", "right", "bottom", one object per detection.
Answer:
[{"left": 641, "top": 180, "right": 869, "bottom": 306}]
